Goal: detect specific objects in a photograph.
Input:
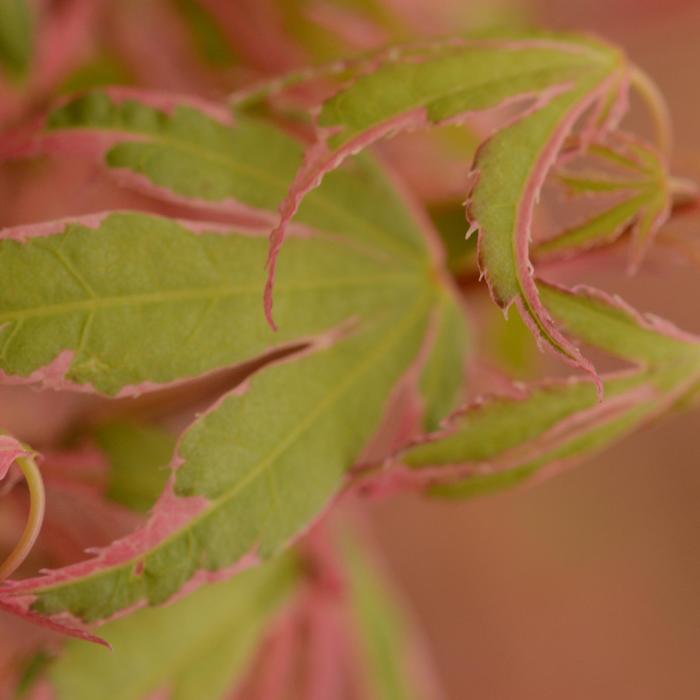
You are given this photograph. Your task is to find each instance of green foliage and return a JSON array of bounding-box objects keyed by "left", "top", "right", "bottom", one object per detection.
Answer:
[
  {"left": 318, "top": 35, "right": 615, "bottom": 147},
  {"left": 0, "top": 211, "right": 424, "bottom": 394},
  {"left": 37, "top": 533, "right": 434, "bottom": 700},
  {"left": 29, "top": 288, "right": 432, "bottom": 622},
  {"left": 0, "top": 0, "right": 33, "bottom": 80},
  {"left": 261, "top": 33, "right": 633, "bottom": 378},
  {"left": 43, "top": 91, "right": 434, "bottom": 262},
  {"left": 94, "top": 422, "right": 175, "bottom": 512},
  {"left": 0, "top": 28, "right": 696, "bottom": 700},
  {"left": 45, "top": 555, "right": 299, "bottom": 700},
  {"left": 172, "top": 0, "right": 238, "bottom": 67},
  {"left": 47, "top": 93, "right": 306, "bottom": 210},
  {"left": 402, "top": 283, "right": 700, "bottom": 497},
  {"left": 59, "top": 55, "right": 133, "bottom": 94},
  {"left": 418, "top": 288, "right": 470, "bottom": 431},
  {"left": 537, "top": 138, "right": 671, "bottom": 260},
  {"left": 344, "top": 536, "right": 432, "bottom": 700}
]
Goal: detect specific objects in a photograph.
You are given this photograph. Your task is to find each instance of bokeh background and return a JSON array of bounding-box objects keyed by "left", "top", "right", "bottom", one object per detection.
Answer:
[{"left": 1, "top": 1, "right": 699, "bottom": 698}]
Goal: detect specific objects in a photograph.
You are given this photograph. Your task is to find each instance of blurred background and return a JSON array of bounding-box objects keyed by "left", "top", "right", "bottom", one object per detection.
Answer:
[{"left": 1, "top": 1, "right": 699, "bottom": 698}]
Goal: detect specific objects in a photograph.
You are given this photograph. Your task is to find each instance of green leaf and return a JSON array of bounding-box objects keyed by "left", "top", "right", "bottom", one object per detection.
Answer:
[
  {"left": 405, "top": 371, "right": 653, "bottom": 498},
  {"left": 400, "top": 282, "right": 700, "bottom": 497},
  {"left": 7, "top": 285, "right": 432, "bottom": 624},
  {"left": 28, "top": 90, "right": 430, "bottom": 263},
  {"left": 264, "top": 32, "right": 631, "bottom": 378},
  {"left": 0, "top": 97, "right": 474, "bottom": 629},
  {"left": 43, "top": 94, "right": 300, "bottom": 212},
  {"left": 536, "top": 193, "right": 649, "bottom": 257},
  {"left": 428, "top": 201, "right": 478, "bottom": 278},
  {"left": 556, "top": 171, "right": 650, "bottom": 194},
  {"left": 0, "top": 0, "right": 34, "bottom": 80},
  {"left": 59, "top": 54, "right": 133, "bottom": 94},
  {"left": 469, "top": 69, "right": 625, "bottom": 383},
  {"left": 538, "top": 282, "right": 699, "bottom": 367},
  {"left": 171, "top": 0, "right": 238, "bottom": 67},
  {"left": 93, "top": 422, "right": 175, "bottom": 512},
  {"left": 317, "top": 35, "right": 617, "bottom": 147},
  {"left": 419, "top": 286, "right": 470, "bottom": 431},
  {"left": 0, "top": 212, "right": 421, "bottom": 395},
  {"left": 429, "top": 399, "right": 654, "bottom": 499},
  {"left": 536, "top": 136, "right": 671, "bottom": 261},
  {"left": 343, "top": 536, "right": 436, "bottom": 700},
  {"left": 43, "top": 555, "right": 299, "bottom": 700},
  {"left": 488, "top": 305, "right": 539, "bottom": 378},
  {"left": 54, "top": 92, "right": 298, "bottom": 210}
]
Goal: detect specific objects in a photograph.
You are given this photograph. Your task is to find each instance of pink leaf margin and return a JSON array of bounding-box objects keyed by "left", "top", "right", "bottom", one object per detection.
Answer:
[
  {"left": 0, "top": 317, "right": 407, "bottom": 638},
  {"left": 352, "top": 370, "right": 652, "bottom": 499}
]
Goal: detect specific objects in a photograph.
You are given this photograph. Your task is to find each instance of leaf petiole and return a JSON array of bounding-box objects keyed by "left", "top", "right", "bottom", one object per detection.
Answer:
[
  {"left": 630, "top": 65, "right": 673, "bottom": 156},
  {"left": 0, "top": 454, "right": 45, "bottom": 581},
  {"left": 669, "top": 175, "right": 700, "bottom": 204}
]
